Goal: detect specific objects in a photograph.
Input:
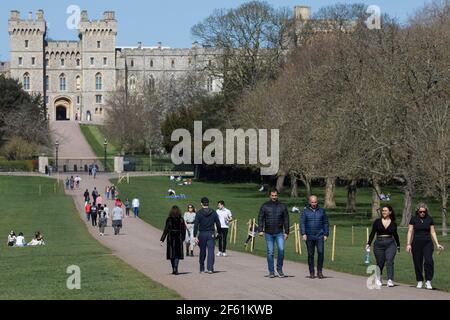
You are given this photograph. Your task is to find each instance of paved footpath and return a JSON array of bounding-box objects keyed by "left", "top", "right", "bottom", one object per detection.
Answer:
[{"left": 55, "top": 122, "right": 450, "bottom": 300}]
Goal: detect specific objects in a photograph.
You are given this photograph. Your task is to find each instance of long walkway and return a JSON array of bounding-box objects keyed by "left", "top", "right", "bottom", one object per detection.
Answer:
[{"left": 55, "top": 122, "right": 450, "bottom": 300}]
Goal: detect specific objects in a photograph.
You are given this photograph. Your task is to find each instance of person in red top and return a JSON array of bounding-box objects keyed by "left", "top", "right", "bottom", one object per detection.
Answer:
[
  {"left": 85, "top": 202, "right": 92, "bottom": 221},
  {"left": 115, "top": 198, "right": 123, "bottom": 208}
]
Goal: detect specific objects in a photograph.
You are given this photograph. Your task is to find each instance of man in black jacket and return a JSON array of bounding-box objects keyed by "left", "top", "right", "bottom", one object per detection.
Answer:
[
  {"left": 258, "top": 189, "right": 289, "bottom": 278},
  {"left": 194, "top": 197, "right": 221, "bottom": 274}
]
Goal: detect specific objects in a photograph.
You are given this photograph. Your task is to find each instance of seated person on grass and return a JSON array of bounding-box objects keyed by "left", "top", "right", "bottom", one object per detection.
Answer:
[
  {"left": 28, "top": 232, "right": 45, "bottom": 246},
  {"left": 7, "top": 231, "right": 16, "bottom": 247},
  {"left": 15, "top": 233, "right": 27, "bottom": 247}
]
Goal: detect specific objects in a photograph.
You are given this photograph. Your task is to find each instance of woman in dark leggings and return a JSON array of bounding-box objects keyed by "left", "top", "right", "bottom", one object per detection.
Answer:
[
  {"left": 406, "top": 203, "right": 444, "bottom": 290},
  {"left": 366, "top": 205, "right": 400, "bottom": 288}
]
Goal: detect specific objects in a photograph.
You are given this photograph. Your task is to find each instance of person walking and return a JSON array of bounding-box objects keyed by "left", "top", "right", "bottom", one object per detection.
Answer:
[
  {"left": 90, "top": 203, "right": 98, "bottom": 227},
  {"left": 184, "top": 204, "right": 196, "bottom": 256},
  {"left": 124, "top": 198, "right": 131, "bottom": 217},
  {"left": 85, "top": 202, "right": 91, "bottom": 221},
  {"left": 258, "top": 189, "right": 289, "bottom": 278},
  {"left": 105, "top": 186, "right": 110, "bottom": 200},
  {"left": 216, "top": 200, "right": 233, "bottom": 257},
  {"left": 99, "top": 211, "right": 107, "bottom": 236},
  {"left": 92, "top": 188, "right": 99, "bottom": 205},
  {"left": 112, "top": 202, "right": 124, "bottom": 235},
  {"left": 92, "top": 164, "right": 97, "bottom": 179},
  {"left": 96, "top": 194, "right": 104, "bottom": 207},
  {"left": 406, "top": 203, "right": 445, "bottom": 290},
  {"left": 132, "top": 197, "right": 140, "bottom": 218},
  {"left": 110, "top": 185, "right": 116, "bottom": 200},
  {"left": 193, "top": 197, "right": 221, "bottom": 274},
  {"left": 75, "top": 175, "right": 81, "bottom": 189},
  {"left": 69, "top": 176, "right": 75, "bottom": 190},
  {"left": 160, "top": 206, "right": 187, "bottom": 275},
  {"left": 83, "top": 189, "right": 90, "bottom": 205},
  {"left": 366, "top": 205, "right": 400, "bottom": 288},
  {"left": 300, "top": 195, "right": 330, "bottom": 279}
]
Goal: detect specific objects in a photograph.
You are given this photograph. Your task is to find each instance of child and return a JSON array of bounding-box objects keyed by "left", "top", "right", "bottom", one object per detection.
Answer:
[
  {"left": 15, "top": 232, "right": 27, "bottom": 247},
  {"left": 99, "top": 212, "right": 107, "bottom": 236},
  {"left": 7, "top": 231, "right": 16, "bottom": 246}
]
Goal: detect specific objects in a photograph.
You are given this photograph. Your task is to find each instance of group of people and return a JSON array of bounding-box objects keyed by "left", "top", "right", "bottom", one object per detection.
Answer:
[
  {"left": 160, "top": 198, "right": 233, "bottom": 275},
  {"left": 160, "top": 189, "right": 444, "bottom": 290},
  {"left": 7, "top": 231, "right": 45, "bottom": 247},
  {"left": 65, "top": 176, "right": 82, "bottom": 190}
]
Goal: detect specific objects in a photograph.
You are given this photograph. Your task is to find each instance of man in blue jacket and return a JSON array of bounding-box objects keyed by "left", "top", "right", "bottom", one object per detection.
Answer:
[{"left": 301, "top": 195, "right": 329, "bottom": 279}]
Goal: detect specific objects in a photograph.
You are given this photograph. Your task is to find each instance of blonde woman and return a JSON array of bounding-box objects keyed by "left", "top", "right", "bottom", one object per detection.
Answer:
[
  {"left": 184, "top": 204, "right": 196, "bottom": 256},
  {"left": 406, "top": 203, "right": 444, "bottom": 290}
]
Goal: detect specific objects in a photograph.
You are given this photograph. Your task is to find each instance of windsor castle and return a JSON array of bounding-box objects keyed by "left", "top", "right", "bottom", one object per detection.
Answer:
[{"left": 0, "top": 6, "right": 312, "bottom": 123}]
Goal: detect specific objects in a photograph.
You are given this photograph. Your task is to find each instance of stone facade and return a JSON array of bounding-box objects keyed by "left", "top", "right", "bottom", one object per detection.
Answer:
[{"left": 5, "top": 6, "right": 312, "bottom": 123}]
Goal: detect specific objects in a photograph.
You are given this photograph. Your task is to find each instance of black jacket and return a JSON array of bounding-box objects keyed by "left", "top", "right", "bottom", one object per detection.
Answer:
[
  {"left": 160, "top": 216, "right": 186, "bottom": 260},
  {"left": 258, "top": 200, "right": 289, "bottom": 235},
  {"left": 193, "top": 208, "right": 221, "bottom": 236}
]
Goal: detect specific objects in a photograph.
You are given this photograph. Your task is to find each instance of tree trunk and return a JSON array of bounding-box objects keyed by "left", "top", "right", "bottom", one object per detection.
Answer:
[
  {"left": 324, "top": 177, "right": 336, "bottom": 209},
  {"left": 276, "top": 175, "right": 286, "bottom": 193},
  {"left": 400, "top": 183, "right": 413, "bottom": 227},
  {"left": 346, "top": 179, "right": 357, "bottom": 213},
  {"left": 300, "top": 174, "right": 312, "bottom": 202},
  {"left": 290, "top": 174, "right": 298, "bottom": 198},
  {"left": 371, "top": 180, "right": 381, "bottom": 220},
  {"left": 441, "top": 192, "right": 448, "bottom": 236}
]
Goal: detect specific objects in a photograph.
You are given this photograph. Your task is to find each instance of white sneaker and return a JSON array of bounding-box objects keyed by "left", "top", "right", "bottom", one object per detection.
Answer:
[
  {"left": 376, "top": 279, "right": 382, "bottom": 287},
  {"left": 222, "top": 252, "right": 227, "bottom": 257},
  {"left": 216, "top": 252, "right": 223, "bottom": 257},
  {"left": 416, "top": 281, "right": 423, "bottom": 289},
  {"left": 425, "top": 281, "right": 433, "bottom": 290},
  {"left": 387, "top": 279, "right": 394, "bottom": 287}
]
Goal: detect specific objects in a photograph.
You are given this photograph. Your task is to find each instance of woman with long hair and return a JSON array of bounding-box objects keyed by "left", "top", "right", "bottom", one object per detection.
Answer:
[
  {"left": 160, "top": 206, "right": 186, "bottom": 275},
  {"left": 184, "top": 204, "right": 196, "bottom": 256},
  {"left": 366, "top": 205, "right": 400, "bottom": 287},
  {"left": 406, "top": 203, "right": 444, "bottom": 290}
]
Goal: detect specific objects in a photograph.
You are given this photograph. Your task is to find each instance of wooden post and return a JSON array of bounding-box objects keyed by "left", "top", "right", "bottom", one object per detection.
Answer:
[
  {"left": 366, "top": 227, "right": 369, "bottom": 243},
  {"left": 127, "top": 173, "right": 130, "bottom": 184},
  {"left": 233, "top": 220, "right": 238, "bottom": 244},
  {"left": 250, "top": 218, "right": 256, "bottom": 253},
  {"left": 331, "top": 225, "right": 337, "bottom": 262},
  {"left": 352, "top": 226, "right": 355, "bottom": 246},
  {"left": 297, "top": 223, "right": 302, "bottom": 255},
  {"left": 246, "top": 219, "right": 251, "bottom": 251},
  {"left": 39, "top": 184, "right": 41, "bottom": 196},
  {"left": 294, "top": 223, "right": 299, "bottom": 254}
]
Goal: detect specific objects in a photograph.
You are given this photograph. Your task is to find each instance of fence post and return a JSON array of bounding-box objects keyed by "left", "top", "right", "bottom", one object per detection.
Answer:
[
  {"left": 331, "top": 225, "right": 337, "bottom": 262},
  {"left": 294, "top": 223, "right": 299, "bottom": 254},
  {"left": 366, "top": 227, "right": 369, "bottom": 243},
  {"left": 39, "top": 184, "right": 41, "bottom": 196},
  {"left": 234, "top": 220, "right": 237, "bottom": 244},
  {"left": 297, "top": 223, "right": 302, "bottom": 255},
  {"left": 250, "top": 218, "right": 256, "bottom": 253}
]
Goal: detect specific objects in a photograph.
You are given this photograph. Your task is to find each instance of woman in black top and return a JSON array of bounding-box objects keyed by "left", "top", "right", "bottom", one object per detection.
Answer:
[
  {"left": 160, "top": 206, "right": 186, "bottom": 275},
  {"left": 366, "top": 205, "right": 400, "bottom": 287},
  {"left": 406, "top": 203, "right": 444, "bottom": 290}
]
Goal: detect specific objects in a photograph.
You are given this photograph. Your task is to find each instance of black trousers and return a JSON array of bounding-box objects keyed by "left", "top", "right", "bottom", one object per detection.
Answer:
[
  {"left": 199, "top": 231, "right": 215, "bottom": 272},
  {"left": 412, "top": 238, "right": 434, "bottom": 282},
  {"left": 218, "top": 228, "right": 229, "bottom": 253},
  {"left": 91, "top": 214, "right": 97, "bottom": 227},
  {"left": 373, "top": 238, "right": 397, "bottom": 280}
]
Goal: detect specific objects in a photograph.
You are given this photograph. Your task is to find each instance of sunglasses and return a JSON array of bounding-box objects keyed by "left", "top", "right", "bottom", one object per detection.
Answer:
[{"left": 419, "top": 210, "right": 426, "bottom": 213}]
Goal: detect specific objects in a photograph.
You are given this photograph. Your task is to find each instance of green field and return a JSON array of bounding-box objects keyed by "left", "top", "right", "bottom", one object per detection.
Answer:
[
  {"left": 0, "top": 176, "right": 180, "bottom": 300},
  {"left": 113, "top": 176, "right": 450, "bottom": 292}
]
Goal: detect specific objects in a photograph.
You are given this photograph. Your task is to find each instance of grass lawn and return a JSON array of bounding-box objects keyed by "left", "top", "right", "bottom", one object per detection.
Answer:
[
  {"left": 112, "top": 176, "right": 450, "bottom": 292},
  {"left": 0, "top": 176, "right": 180, "bottom": 300}
]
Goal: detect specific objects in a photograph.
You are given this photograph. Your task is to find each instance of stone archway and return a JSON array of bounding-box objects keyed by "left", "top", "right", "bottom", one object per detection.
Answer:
[{"left": 54, "top": 97, "right": 72, "bottom": 121}]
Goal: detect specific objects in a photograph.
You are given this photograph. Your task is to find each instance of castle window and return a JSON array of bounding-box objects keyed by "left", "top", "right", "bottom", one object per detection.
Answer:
[
  {"left": 103, "top": 57, "right": 107, "bottom": 65},
  {"left": 23, "top": 73, "right": 30, "bottom": 90},
  {"left": 129, "top": 75, "right": 136, "bottom": 91},
  {"left": 207, "top": 77, "right": 213, "bottom": 92},
  {"left": 25, "top": 40, "right": 29, "bottom": 48},
  {"left": 77, "top": 96, "right": 80, "bottom": 104},
  {"left": 90, "top": 57, "right": 94, "bottom": 65},
  {"left": 95, "top": 95, "right": 103, "bottom": 104},
  {"left": 95, "top": 73, "right": 102, "bottom": 90},
  {"left": 45, "top": 76, "right": 49, "bottom": 90},
  {"left": 18, "top": 57, "right": 23, "bottom": 65},
  {"left": 95, "top": 108, "right": 99, "bottom": 114},
  {"left": 148, "top": 75, "right": 155, "bottom": 91},
  {"left": 150, "top": 60, "right": 153, "bottom": 67},
  {"left": 32, "top": 57, "right": 36, "bottom": 65},
  {"left": 188, "top": 58, "right": 192, "bottom": 65},
  {"left": 97, "top": 41, "right": 101, "bottom": 49},
  {"left": 76, "top": 59, "right": 80, "bottom": 67},
  {"left": 100, "top": 108, "right": 103, "bottom": 115},
  {"left": 76, "top": 76, "right": 81, "bottom": 90},
  {"left": 59, "top": 74, "right": 66, "bottom": 91},
  {"left": 130, "top": 59, "right": 134, "bottom": 67},
  {"left": 61, "top": 59, "right": 65, "bottom": 67},
  {"left": 171, "top": 59, "right": 175, "bottom": 68}
]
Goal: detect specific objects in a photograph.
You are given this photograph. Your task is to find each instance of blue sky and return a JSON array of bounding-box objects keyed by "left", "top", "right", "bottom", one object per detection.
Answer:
[{"left": 0, "top": 0, "right": 429, "bottom": 60}]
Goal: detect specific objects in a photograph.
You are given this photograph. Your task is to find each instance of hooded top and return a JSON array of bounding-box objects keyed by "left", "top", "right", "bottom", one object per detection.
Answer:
[{"left": 193, "top": 207, "right": 221, "bottom": 236}]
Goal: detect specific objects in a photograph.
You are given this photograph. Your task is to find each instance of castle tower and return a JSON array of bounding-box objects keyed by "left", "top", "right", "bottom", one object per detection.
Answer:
[
  {"left": 8, "top": 10, "right": 46, "bottom": 95},
  {"left": 78, "top": 11, "right": 117, "bottom": 122}
]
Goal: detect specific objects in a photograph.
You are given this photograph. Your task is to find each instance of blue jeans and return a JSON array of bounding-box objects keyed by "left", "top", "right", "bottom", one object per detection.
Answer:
[
  {"left": 306, "top": 238, "right": 325, "bottom": 274},
  {"left": 199, "top": 231, "right": 215, "bottom": 272},
  {"left": 133, "top": 207, "right": 139, "bottom": 218},
  {"left": 264, "top": 233, "right": 285, "bottom": 273}
]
